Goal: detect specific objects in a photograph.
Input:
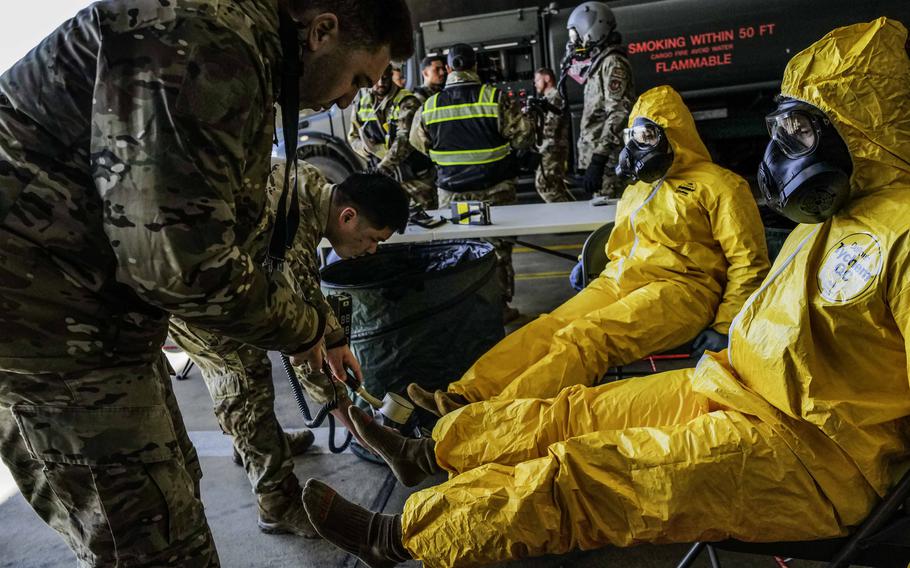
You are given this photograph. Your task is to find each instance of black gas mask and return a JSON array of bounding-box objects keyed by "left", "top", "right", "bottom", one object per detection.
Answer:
[
  {"left": 615, "top": 117, "right": 674, "bottom": 183},
  {"left": 757, "top": 98, "right": 853, "bottom": 224}
]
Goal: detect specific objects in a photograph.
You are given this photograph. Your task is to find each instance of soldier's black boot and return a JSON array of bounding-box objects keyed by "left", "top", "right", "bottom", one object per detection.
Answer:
[{"left": 257, "top": 476, "right": 319, "bottom": 538}]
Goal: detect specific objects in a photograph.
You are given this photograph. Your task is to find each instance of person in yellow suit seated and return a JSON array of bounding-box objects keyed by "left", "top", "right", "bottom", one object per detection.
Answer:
[
  {"left": 408, "top": 83, "right": 771, "bottom": 417},
  {"left": 299, "top": 18, "right": 910, "bottom": 568}
]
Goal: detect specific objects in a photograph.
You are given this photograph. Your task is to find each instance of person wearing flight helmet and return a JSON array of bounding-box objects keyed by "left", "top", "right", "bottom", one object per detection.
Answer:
[
  {"left": 569, "top": 1, "right": 636, "bottom": 198},
  {"left": 407, "top": 84, "right": 769, "bottom": 416},
  {"left": 297, "top": 19, "right": 910, "bottom": 568}
]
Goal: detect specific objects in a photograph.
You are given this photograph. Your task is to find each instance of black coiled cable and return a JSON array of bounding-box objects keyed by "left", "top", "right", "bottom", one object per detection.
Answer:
[{"left": 280, "top": 354, "right": 352, "bottom": 454}]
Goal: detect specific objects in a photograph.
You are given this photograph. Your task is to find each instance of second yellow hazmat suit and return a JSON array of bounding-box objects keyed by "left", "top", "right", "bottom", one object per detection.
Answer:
[
  {"left": 444, "top": 85, "right": 769, "bottom": 403},
  {"left": 398, "top": 18, "right": 910, "bottom": 568}
]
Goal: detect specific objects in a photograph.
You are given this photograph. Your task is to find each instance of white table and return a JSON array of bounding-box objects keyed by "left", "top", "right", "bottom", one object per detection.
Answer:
[{"left": 322, "top": 200, "right": 618, "bottom": 260}]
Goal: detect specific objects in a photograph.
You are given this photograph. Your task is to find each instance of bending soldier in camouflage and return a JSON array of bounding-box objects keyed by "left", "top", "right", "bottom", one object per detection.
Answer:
[
  {"left": 409, "top": 44, "right": 533, "bottom": 318},
  {"left": 0, "top": 0, "right": 412, "bottom": 566},
  {"left": 532, "top": 67, "right": 574, "bottom": 203},
  {"left": 349, "top": 65, "right": 438, "bottom": 209},
  {"left": 570, "top": 2, "right": 636, "bottom": 198},
  {"left": 169, "top": 164, "right": 410, "bottom": 537}
]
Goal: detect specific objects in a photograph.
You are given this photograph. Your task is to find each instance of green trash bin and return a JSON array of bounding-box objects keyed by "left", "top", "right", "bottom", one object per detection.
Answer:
[{"left": 320, "top": 240, "right": 504, "bottom": 411}]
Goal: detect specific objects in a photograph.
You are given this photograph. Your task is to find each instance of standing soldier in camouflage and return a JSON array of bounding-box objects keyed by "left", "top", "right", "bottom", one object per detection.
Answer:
[
  {"left": 349, "top": 65, "right": 438, "bottom": 209},
  {"left": 532, "top": 67, "right": 574, "bottom": 203},
  {"left": 570, "top": 2, "right": 636, "bottom": 198},
  {"left": 412, "top": 55, "right": 447, "bottom": 104},
  {"left": 169, "top": 164, "right": 409, "bottom": 537},
  {"left": 0, "top": 0, "right": 412, "bottom": 566},
  {"left": 410, "top": 43, "right": 534, "bottom": 322}
]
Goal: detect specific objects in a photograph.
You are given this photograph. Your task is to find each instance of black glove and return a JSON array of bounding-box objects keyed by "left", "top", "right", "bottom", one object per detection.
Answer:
[
  {"left": 690, "top": 328, "right": 729, "bottom": 359},
  {"left": 583, "top": 153, "right": 608, "bottom": 194}
]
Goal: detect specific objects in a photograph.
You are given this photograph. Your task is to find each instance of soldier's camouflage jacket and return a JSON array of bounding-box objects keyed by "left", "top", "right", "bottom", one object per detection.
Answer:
[
  {"left": 412, "top": 83, "right": 443, "bottom": 105},
  {"left": 576, "top": 48, "right": 636, "bottom": 168},
  {"left": 172, "top": 159, "right": 342, "bottom": 354},
  {"left": 348, "top": 84, "right": 422, "bottom": 173},
  {"left": 536, "top": 88, "right": 569, "bottom": 161},
  {"left": 0, "top": 0, "right": 325, "bottom": 373}
]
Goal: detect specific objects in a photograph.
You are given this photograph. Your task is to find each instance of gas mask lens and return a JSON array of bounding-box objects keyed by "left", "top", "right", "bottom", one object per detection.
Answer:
[
  {"left": 568, "top": 28, "right": 580, "bottom": 47},
  {"left": 766, "top": 111, "right": 818, "bottom": 158},
  {"left": 623, "top": 123, "right": 662, "bottom": 148}
]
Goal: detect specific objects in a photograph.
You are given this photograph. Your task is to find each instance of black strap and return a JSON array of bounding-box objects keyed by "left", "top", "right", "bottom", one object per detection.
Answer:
[{"left": 265, "top": 9, "right": 302, "bottom": 272}]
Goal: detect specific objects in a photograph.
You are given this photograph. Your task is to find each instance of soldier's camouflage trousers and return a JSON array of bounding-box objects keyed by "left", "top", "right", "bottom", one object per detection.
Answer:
[
  {"left": 0, "top": 357, "right": 218, "bottom": 567},
  {"left": 402, "top": 168, "right": 438, "bottom": 210},
  {"left": 534, "top": 151, "right": 573, "bottom": 203},
  {"left": 598, "top": 143, "right": 627, "bottom": 199},
  {"left": 438, "top": 180, "right": 517, "bottom": 303},
  {"left": 167, "top": 319, "right": 307, "bottom": 510}
]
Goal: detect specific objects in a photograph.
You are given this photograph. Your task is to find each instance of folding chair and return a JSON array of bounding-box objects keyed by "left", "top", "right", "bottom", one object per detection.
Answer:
[
  {"left": 577, "top": 222, "right": 695, "bottom": 381},
  {"left": 580, "top": 221, "right": 614, "bottom": 287},
  {"left": 676, "top": 466, "right": 910, "bottom": 568},
  {"left": 602, "top": 342, "right": 694, "bottom": 381}
]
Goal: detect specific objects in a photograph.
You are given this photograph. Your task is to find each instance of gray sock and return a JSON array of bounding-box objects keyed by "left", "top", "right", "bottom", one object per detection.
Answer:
[{"left": 303, "top": 479, "right": 410, "bottom": 568}]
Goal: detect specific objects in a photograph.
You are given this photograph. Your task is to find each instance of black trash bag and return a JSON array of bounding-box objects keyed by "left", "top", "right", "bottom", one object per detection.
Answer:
[{"left": 321, "top": 240, "right": 504, "bottom": 414}]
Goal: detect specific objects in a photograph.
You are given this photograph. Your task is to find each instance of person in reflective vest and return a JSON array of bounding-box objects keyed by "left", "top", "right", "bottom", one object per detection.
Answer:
[
  {"left": 349, "top": 65, "right": 437, "bottom": 209},
  {"left": 409, "top": 43, "right": 533, "bottom": 320}
]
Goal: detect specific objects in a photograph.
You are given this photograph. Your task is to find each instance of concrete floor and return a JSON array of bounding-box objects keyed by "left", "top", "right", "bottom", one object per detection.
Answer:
[{"left": 0, "top": 228, "right": 830, "bottom": 568}]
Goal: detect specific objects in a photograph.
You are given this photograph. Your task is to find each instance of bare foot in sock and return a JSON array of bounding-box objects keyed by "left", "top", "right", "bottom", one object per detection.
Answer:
[
  {"left": 406, "top": 383, "right": 440, "bottom": 417},
  {"left": 435, "top": 390, "right": 469, "bottom": 416},
  {"left": 347, "top": 406, "right": 440, "bottom": 487},
  {"left": 302, "top": 479, "right": 410, "bottom": 568}
]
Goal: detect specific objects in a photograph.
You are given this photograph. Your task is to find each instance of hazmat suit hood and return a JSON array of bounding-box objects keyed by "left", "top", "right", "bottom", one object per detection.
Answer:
[
  {"left": 601, "top": 84, "right": 769, "bottom": 334},
  {"left": 779, "top": 17, "right": 910, "bottom": 199},
  {"left": 627, "top": 85, "right": 711, "bottom": 177}
]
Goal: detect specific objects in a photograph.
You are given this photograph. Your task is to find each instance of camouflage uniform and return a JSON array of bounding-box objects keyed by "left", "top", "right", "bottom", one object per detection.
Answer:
[
  {"left": 412, "top": 82, "right": 443, "bottom": 104},
  {"left": 576, "top": 48, "right": 636, "bottom": 198},
  {"left": 534, "top": 88, "right": 573, "bottom": 203},
  {"left": 169, "top": 162, "right": 344, "bottom": 522},
  {"left": 0, "top": 1, "right": 323, "bottom": 565},
  {"left": 410, "top": 70, "right": 534, "bottom": 302},
  {"left": 348, "top": 85, "right": 437, "bottom": 209}
]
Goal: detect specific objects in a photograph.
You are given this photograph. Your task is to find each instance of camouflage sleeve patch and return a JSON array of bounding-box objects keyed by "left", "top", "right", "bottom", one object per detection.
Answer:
[{"left": 605, "top": 60, "right": 631, "bottom": 100}]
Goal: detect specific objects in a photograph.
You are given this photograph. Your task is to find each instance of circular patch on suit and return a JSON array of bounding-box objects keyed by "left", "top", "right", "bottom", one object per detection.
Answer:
[{"left": 817, "top": 232, "right": 883, "bottom": 303}]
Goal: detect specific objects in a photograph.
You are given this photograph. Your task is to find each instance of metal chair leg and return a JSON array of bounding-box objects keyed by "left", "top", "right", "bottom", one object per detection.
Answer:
[
  {"left": 706, "top": 544, "right": 721, "bottom": 568},
  {"left": 175, "top": 359, "right": 195, "bottom": 381},
  {"left": 676, "top": 542, "right": 706, "bottom": 568},
  {"left": 676, "top": 542, "right": 723, "bottom": 568}
]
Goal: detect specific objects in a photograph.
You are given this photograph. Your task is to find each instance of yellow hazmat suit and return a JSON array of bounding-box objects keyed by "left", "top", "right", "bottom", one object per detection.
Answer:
[
  {"left": 446, "top": 85, "right": 769, "bottom": 403},
  {"left": 400, "top": 18, "right": 910, "bottom": 568}
]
